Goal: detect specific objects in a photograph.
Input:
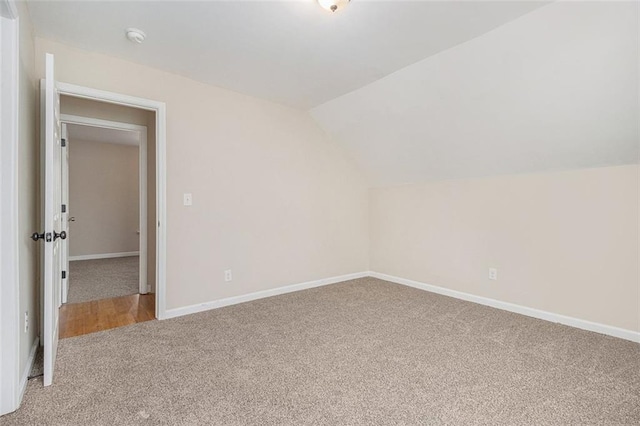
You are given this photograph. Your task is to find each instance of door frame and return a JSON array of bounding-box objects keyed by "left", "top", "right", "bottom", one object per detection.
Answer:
[
  {"left": 60, "top": 114, "right": 149, "bottom": 297},
  {"left": 0, "top": 0, "right": 20, "bottom": 416},
  {"left": 57, "top": 82, "right": 167, "bottom": 320}
]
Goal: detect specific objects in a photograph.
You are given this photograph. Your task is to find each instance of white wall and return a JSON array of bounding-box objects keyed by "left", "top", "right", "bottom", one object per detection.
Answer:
[
  {"left": 308, "top": 1, "right": 639, "bottom": 335},
  {"left": 370, "top": 165, "right": 639, "bottom": 332},
  {"left": 15, "top": 0, "right": 38, "bottom": 390},
  {"left": 35, "top": 38, "right": 370, "bottom": 310},
  {"left": 27, "top": 1, "right": 638, "bottom": 341},
  {"left": 68, "top": 139, "right": 139, "bottom": 257}
]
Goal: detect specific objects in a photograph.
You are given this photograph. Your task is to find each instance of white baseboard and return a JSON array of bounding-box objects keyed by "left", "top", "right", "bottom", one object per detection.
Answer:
[
  {"left": 163, "top": 271, "right": 369, "bottom": 320},
  {"left": 69, "top": 251, "right": 139, "bottom": 261},
  {"left": 162, "top": 269, "right": 639, "bottom": 343},
  {"left": 370, "top": 271, "right": 640, "bottom": 343},
  {"left": 19, "top": 338, "right": 39, "bottom": 401}
]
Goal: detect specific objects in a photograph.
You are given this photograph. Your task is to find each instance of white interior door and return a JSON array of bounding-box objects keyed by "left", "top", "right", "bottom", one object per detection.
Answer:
[
  {"left": 61, "top": 123, "right": 69, "bottom": 304},
  {"left": 41, "top": 53, "right": 63, "bottom": 387}
]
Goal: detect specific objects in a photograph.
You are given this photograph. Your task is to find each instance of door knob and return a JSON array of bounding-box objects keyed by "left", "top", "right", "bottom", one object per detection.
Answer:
[{"left": 53, "top": 231, "right": 67, "bottom": 241}]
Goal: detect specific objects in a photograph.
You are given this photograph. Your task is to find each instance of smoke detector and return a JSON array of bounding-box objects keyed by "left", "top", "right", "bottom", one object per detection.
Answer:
[{"left": 126, "top": 28, "right": 146, "bottom": 44}]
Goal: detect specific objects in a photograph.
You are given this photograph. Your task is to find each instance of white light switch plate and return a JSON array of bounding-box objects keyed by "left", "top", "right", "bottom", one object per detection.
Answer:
[{"left": 183, "top": 193, "right": 192, "bottom": 206}]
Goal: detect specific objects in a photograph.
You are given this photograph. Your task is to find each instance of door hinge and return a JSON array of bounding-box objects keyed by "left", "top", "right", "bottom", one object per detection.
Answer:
[
  {"left": 61, "top": 204, "right": 66, "bottom": 213},
  {"left": 62, "top": 271, "right": 67, "bottom": 279},
  {"left": 61, "top": 138, "right": 66, "bottom": 147}
]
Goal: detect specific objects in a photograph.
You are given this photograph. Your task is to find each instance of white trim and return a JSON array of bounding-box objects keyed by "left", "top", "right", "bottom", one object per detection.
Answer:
[
  {"left": 156, "top": 101, "right": 167, "bottom": 319},
  {"left": 164, "top": 272, "right": 369, "bottom": 320},
  {"left": 60, "top": 114, "right": 146, "bottom": 133},
  {"left": 60, "top": 114, "right": 148, "bottom": 295},
  {"left": 370, "top": 272, "right": 640, "bottom": 343},
  {"left": 60, "top": 123, "right": 68, "bottom": 303},
  {"left": 138, "top": 126, "right": 148, "bottom": 294},
  {"left": 58, "top": 82, "right": 163, "bottom": 111},
  {"left": 0, "top": 2, "right": 20, "bottom": 416},
  {"left": 69, "top": 251, "right": 140, "bottom": 261},
  {"left": 636, "top": 3, "right": 640, "bottom": 337},
  {"left": 56, "top": 84, "right": 166, "bottom": 320},
  {"left": 163, "top": 270, "right": 639, "bottom": 343},
  {"left": 18, "top": 338, "right": 38, "bottom": 402}
]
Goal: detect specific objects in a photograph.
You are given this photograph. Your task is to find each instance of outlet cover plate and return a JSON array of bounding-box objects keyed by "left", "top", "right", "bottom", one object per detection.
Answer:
[{"left": 488, "top": 267, "right": 498, "bottom": 281}]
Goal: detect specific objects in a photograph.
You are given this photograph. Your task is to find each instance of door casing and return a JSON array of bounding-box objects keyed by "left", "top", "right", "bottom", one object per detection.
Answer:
[{"left": 56, "top": 82, "right": 167, "bottom": 320}]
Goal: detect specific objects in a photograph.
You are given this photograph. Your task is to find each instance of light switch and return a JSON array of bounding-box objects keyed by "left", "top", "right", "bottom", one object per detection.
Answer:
[{"left": 183, "top": 193, "right": 192, "bottom": 206}]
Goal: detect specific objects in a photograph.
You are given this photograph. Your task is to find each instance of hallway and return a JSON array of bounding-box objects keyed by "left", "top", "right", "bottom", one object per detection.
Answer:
[
  {"left": 68, "top": 256, "right": 140, "bottom": 303},
  {"left": 61, "top": 255, "right": 154, "bottom": 339}
]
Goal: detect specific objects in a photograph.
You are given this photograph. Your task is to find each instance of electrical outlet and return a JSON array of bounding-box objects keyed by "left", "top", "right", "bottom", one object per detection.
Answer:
[
  {"left": 183, "top": 193, "right": 193, "bottom": 206},
  {"left": 24, "top": 311, "right": 29, "bottom": 333},
  {"left": 224, "top": 269, "right": 232, "bottom": 282},
  {"left": 488, "top": 267, "right": 498, "bottom": 281}
]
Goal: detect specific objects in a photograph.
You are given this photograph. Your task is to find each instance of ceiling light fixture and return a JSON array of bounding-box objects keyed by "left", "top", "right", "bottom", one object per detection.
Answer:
[
  {"left": 125, "top": 28, "right": 146, "bottom": 44},
  {"left": 317, "top": 0, "right": 350, "bottom": 13}
]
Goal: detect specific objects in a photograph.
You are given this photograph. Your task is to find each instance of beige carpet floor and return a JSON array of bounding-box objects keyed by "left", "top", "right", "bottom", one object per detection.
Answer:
[
  {"left": 4, "top": 278, "right": 639, "bottom": 425},
  {"left": 67, "top": 256, "right": 139, "bottom": 303}
]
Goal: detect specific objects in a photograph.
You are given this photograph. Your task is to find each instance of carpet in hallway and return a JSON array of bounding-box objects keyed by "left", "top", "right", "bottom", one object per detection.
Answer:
[{"left": 67, "top": 256, "right": 139, "bottom": 304}]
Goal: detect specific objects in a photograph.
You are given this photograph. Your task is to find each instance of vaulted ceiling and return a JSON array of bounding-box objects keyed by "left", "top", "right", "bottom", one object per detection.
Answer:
[
  {"left": 29, "top": 1, "right": 638, "bottom": 185},
  {"left": 28, "top": 0, "right": 546, "bottom": 109},
  {"left": 311, "top": 2, "right": 639, "bottom": 185}
]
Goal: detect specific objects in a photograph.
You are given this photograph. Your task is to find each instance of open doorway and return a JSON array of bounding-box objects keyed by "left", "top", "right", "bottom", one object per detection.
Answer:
[
  {"left": 63, "top": 119, "right": 147, "bottom": 303},
  {"left": 57, "top": 96, "right": 158, "bottom": 339}
]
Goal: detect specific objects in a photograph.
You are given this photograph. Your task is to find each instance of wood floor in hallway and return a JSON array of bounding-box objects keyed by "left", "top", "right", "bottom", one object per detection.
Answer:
[{"left": 59, "top": 293, "right": 155, "bottom": 339}]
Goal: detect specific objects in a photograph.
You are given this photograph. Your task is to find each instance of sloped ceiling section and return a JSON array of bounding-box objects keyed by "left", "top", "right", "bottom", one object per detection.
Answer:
[
  {"left": 27, "top": 1, "right": 545, "bottom": 109},
  {"left": 311, "top": 2, "right": 639, "bottom": 186}
]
